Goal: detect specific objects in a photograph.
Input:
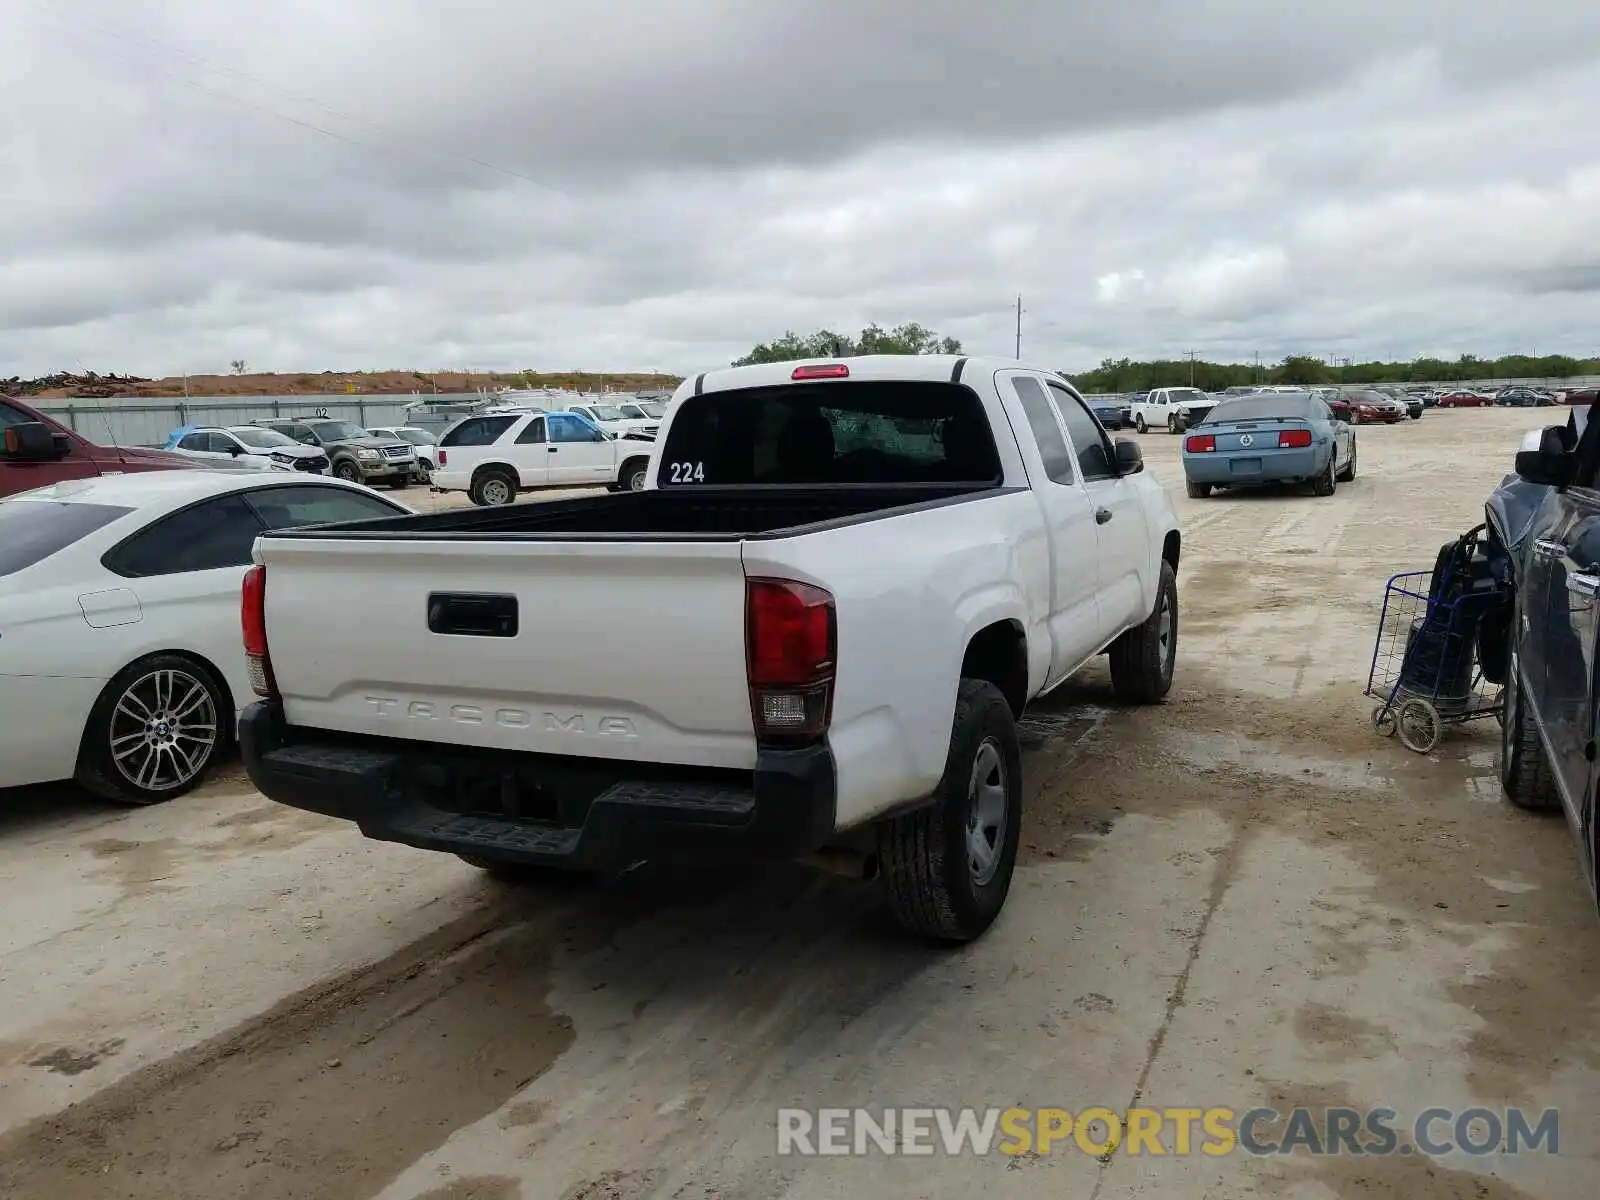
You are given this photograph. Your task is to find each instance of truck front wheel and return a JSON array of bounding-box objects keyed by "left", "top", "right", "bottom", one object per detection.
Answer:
[
  {"left": 877, "top": 679, "right": 1022, "bottom": 943},
  {"left": 1109, "top": 560, "right": 1178, "bottom": 704}
]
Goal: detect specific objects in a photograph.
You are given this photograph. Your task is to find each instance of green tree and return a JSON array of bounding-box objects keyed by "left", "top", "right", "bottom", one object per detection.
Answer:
[
  {"left": 733, "top": 323, "right": 962, "bottom": 366},
  {"left": 1272, "top": 355, "right": 1331, "bottom": 385}
]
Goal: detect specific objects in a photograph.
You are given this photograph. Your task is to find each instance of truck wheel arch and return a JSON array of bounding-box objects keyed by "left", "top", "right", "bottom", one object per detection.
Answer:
[
  {"left": 1162, "top": 530, "right": 1181, "bottom": 574},
  {"left": 961, "top": 620, "right": 1028, "bottom": 718}
]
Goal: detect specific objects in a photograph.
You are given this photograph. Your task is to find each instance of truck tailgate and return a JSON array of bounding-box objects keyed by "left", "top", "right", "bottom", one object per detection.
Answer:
[{"left": 254, "top": 536, "right": 757, "bottom": 769}]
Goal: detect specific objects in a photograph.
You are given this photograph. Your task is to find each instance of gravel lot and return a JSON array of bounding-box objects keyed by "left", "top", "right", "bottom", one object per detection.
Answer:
[{"left": 2, "top": 408, "right": 1596, "bottom": 1199}]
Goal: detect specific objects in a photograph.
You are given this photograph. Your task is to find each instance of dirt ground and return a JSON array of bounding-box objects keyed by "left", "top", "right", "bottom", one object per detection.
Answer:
[{"left": 1, "top": 407, "right": 1595, "bottom": 1199}]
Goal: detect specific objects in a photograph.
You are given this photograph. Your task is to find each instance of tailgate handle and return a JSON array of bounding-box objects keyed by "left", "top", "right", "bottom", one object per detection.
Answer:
[{"left": 427, "top": 593, "right": 518, "bottom": 638}]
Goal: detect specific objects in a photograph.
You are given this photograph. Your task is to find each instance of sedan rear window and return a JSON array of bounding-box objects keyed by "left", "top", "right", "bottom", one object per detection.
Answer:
[
  {"left": 0, "top": 501, "right": 132, "bottom": 578},
  {"left": 658, "top": 381, "right": 1001, "bottom": 485},
  {"left": 1200, "top": 395, "right": 1315, "bottom": 422}
]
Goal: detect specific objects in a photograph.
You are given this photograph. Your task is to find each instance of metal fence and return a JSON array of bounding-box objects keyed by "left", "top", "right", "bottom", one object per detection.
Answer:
[{"left": 30, "top": 394, "right": 485, "bottom": 447}]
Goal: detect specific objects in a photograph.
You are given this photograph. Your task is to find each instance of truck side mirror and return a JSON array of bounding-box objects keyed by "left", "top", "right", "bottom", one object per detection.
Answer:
[
  {"left": 1113, "top": 439, "right": 1144, "bottom": 474},
  {"left": 1, "top": 421, "right": 69, "bottom": 461},
  {"left": 1514, "top": 426, "right": 1575, "bottom": 488}
]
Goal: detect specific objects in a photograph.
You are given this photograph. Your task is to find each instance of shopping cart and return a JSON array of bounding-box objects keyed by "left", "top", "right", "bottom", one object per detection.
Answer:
[{"left": 1366, "top": 524, "right": 1509, "bottom": 753}]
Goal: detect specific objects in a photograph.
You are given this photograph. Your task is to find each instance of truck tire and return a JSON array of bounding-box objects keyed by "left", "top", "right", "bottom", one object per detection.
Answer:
[
  {"left": 877, "top": 679, "right": 1022, "bottom": 943},
  {"left": 1109, "top": 560, "right": 1177, "bottom": 704},
  {"left": 1185, "top": 480, "right": 1211, "bottom": 499},
  {"left": 75, "top": 653, "right": 229, "bottom": 805},
  {"left": 333, "top": 460, "right": 362, "bottom": 483},
  {"left": 1135, "top": 414, "right": 1148, "bottom": 433},
  {"left": 470, "top": 467, "right": 518, "bottom": 507},
  {"left": 388, "top": 476, "right": 410, "bottom": 490},
  {"left": 1500, "top": 614, "right": 1562, "bottom": 813},
  {"left": 620, "top": 457, "right": 650, "bottom": 492}
]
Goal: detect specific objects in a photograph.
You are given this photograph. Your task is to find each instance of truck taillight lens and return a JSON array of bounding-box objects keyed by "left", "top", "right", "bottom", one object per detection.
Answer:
[
  {"left": 437, "top": 449, "right": 447, "bottom": 466},
  {"left": 746, "top": 578, "right": 835, "bottom": 741},
  {"left": 1277, "top": 429, "right": 1312, "bottom": 448},
  {"left": 241, "top": 564, "right": 277, "bottom": 698},
  {"left": 1184, "top": 434, "right": 1216, "bottom": 453}
]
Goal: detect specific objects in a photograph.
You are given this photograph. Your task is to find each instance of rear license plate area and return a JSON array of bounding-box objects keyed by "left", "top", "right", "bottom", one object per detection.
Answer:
[{"left": 1230, "top": 458, "right": 1262, "bottom": 475}]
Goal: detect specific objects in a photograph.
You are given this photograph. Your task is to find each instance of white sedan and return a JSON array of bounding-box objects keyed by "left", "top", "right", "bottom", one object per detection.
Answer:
[{"left": 0, "top": 471, "right": 409, "bottom": 803}]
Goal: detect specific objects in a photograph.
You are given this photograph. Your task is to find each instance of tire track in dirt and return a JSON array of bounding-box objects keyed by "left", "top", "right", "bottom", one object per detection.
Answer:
[{"left": 0, "top": 897, "right": 579, "bottom": 1200}]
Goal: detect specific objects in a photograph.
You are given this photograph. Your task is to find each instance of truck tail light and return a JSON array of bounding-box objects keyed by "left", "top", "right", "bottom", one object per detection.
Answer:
[
  {"left": 746, "top": 577, "right": 835, "bottom": 741},
  {"left": 1184, "top": 434, "right": 1216, "bottom": 453},
  {"left": 437, "top": 449, "right": 448, "bottom": 466},
  {"left": 1277, "top": 429, "right": 1313, "bottom": 448},
  {"left": 791, "top": 363, "right": 850, "bottom": 380},
  {"left": 241, "top": 564, "right": 277, "bottom": 698}
]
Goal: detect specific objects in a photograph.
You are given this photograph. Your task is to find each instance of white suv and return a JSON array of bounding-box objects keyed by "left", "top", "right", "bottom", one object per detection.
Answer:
[{"left": 431, "top": 410, "right": 656, "bottom": 505}]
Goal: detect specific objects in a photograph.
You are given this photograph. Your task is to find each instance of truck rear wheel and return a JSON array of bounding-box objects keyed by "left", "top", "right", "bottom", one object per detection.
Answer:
[
  {"left": 1109, "top": 560, "right": 1177, "bottom": 704},
  {"left": 470, "top": 468, "right": 517, "bottom": 507},
  {"left": 877, "top": 679, "right": 1022, "bottom": 943},
  {"left": 1135, "top": 414, "right": 1148, "bottom": 433}
]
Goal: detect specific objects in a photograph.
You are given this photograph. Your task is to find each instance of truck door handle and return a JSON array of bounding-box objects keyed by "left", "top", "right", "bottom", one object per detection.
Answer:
[
  {"left": 1095, "top": 507, "right": 1113, "bottom": 524},
  {"left": 547, "top": 446, "right": 559, "bottom": 453},
  {"left": 1533, "top": 539, "right": 1567, "bottom": 561},
  {"left": 427, "top": 593, "right": 519, "bottom": 637},
  {"left": 1566, "top": 573, "right": 1600, "bottom": 601}
]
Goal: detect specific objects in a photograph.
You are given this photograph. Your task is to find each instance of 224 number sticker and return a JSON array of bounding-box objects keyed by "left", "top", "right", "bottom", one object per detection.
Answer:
[{"left": 669, "top": 461, "right": 705, "bottom": 483}]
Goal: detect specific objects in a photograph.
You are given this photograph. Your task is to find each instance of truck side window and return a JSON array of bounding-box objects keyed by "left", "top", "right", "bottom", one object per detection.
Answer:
[
  {"left": 515, "top": 418, "right": 548, "bottom": 444},
  {"left": 1011, "top": 377, "right": 1075, "bottom": 484},
  {"left": 0, "top": 403, "right": 33, "bottom": 430},
  {"left": 442, "top": 416, "right": 518, "bottom": 447},
  {"left": 1049, "top": 385, "right": 1116, "bottom": 482},
  {"left": 548, "top": 414, "right": 601, "bottom": 443}
]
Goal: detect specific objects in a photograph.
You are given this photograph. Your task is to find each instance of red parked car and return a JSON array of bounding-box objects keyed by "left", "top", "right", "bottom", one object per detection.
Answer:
[
  {"left": 1436, "top": 390, "right": 1494, "bottom": 408},
  {"left": 1560, "top": 387, "right": 1598, "bottom": 406},
  {"left": 1330, "top": 390, "right": 1406, "bottom": 424},
  {"left": 1, "top": 395, "right": 193, "bottom": 499}
]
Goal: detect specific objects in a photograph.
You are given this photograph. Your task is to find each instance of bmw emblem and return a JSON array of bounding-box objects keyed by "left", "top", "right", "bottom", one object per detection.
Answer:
[{"left": 1239, "top": 433, "right": 1254, "bottom": 447}]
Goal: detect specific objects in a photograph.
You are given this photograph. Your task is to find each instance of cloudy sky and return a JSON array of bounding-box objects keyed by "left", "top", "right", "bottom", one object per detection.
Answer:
[{"left": 4, "top": 1, "right": 1600, "bottom": 379}]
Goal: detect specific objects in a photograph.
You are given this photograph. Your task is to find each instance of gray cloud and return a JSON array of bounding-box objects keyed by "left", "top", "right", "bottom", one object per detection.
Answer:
[{"left": 3, "top": 1, "right": 1600, "bottom": 378}]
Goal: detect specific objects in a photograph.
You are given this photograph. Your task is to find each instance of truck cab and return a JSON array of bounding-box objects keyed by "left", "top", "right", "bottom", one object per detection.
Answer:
[{"left": 1, "top": 396, "right": 192, "bottom": 499}]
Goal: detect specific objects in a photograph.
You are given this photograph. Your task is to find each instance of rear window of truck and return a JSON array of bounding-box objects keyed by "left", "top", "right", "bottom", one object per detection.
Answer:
[{"left": 658, "top": 381, "right": 1001, "bottom": 485}]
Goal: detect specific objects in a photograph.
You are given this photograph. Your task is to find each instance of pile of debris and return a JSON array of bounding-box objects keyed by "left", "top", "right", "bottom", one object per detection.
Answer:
[{"left": 2, "top": 372, "right": 151, "bottom": 398}]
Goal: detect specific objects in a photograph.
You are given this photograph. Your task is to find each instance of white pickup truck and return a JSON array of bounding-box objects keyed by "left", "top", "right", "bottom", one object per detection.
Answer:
[
  {"left": 1130, "top": 387, "right": 1217, "bottom": 434},
  {"left": 429, "top": 410, "right": 656, "bottom": 503},
  {"left": 239, "top": 356, "right": 1182, "bottom": 942}
]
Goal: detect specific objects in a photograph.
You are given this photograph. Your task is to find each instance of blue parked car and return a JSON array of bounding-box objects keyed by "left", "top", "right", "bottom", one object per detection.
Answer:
[
  {"left": 1088, "top": 397, "right": 1128, "bottom": 430},
  {"left": 1180, "top": 391, "right": 1356, "bottom": 498}
]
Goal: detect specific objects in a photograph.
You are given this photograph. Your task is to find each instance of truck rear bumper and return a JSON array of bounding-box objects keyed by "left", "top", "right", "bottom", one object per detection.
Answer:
[{"left": 239, "top": 700, "right": 837, "bottom": 869}]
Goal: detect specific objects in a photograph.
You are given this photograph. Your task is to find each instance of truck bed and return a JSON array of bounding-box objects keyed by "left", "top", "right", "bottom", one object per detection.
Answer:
[{"left": 270, "top": 483, "right": 1012, "bottom": 541}]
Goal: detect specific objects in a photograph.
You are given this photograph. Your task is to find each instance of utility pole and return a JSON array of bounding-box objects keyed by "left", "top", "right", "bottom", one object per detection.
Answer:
[
  {"left": 1185, "top": 350, "right": 1197, "bottom": 387},
  {"left": 1014, "top": 295, "right": 1023, "bottom": 359}
]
